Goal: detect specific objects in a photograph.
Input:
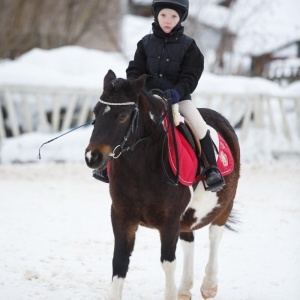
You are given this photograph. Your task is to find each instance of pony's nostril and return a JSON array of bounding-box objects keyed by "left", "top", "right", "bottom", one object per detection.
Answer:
[{"left": 93, "top": 150, "right": 102, "bottom": 161}]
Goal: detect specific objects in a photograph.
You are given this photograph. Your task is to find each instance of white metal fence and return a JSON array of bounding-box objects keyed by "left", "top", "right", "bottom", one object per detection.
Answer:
[
  {"left": 0, "top": 85, "right": 299, "bottom": 145},
  {"left": 0, "top": 85, "right": 99, "bottom": 139}
]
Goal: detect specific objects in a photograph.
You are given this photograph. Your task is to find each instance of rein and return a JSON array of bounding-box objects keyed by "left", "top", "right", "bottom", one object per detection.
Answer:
[
  {"left": 151, "top": 89, "right": 180, "bottom": 186},
  {"left": 163, "top": 91, "right": 180, "bottom": 186},
  {"left": 38, "top": 93, "right": 179, "bottom": 188},
  {"left": 37, "top": 97, "right": 162, "bottom": 160},
  {"left": 37, "top": 119, "right": 95, "bottom": 159}
]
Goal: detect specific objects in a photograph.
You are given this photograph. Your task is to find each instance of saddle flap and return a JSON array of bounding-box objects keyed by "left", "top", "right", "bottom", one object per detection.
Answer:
[{"left": 166, "top": 120, "right": 198, "bottom": 186}]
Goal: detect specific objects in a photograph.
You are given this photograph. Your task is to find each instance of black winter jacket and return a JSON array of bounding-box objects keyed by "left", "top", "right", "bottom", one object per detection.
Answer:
[{"left": 126, "top": 23, "right": 204, "bottom": 100}]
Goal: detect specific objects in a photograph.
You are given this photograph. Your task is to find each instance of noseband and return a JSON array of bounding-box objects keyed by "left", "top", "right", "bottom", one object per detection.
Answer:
[{"left": 98, "top": 99, "right": 146, "bottom": 159}]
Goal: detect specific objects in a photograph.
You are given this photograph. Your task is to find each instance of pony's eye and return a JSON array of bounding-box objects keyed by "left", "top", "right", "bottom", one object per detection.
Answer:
[{"left": 118, "top": 114, "right": 128, "bottom": 124}]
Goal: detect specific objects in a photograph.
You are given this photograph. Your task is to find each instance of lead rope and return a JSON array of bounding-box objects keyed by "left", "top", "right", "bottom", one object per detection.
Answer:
[{"left": 37, "top": 119, "right": 95, "bottom": 159}]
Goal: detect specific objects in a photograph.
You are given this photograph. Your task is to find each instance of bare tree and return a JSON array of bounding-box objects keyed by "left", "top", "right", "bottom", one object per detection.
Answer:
[
  {"left": 211, "top": 0, "right": 277, "bottom": 75},
  {"left": 0, "top": 0, "right": 121, "bottom": 59},
  {"left": 182, "top": 0, "right": 278, "bottom": 75}
]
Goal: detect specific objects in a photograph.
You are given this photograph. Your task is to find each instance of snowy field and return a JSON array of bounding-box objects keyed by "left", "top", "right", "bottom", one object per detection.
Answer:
[{"left": 0, "top": 161, "right": 300, "bottom": 300}]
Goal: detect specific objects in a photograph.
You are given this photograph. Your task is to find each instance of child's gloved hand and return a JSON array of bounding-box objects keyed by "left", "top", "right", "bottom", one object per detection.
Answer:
[{"left": 163, "top": 89, "right": 180, "bottom": 104}]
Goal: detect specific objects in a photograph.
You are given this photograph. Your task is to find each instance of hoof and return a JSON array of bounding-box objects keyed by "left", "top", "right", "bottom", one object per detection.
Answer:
[
  {"left": 200, "top": 285, "right": 218, "bottom": 299},
  {"left": 178, "top": 294, "right": 191, "bottom": 300}
]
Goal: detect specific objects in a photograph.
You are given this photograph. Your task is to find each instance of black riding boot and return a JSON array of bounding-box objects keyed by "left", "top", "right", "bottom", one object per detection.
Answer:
[
  {"left": 200, "top": 130, "right": 225, "bottom": 192},
  {"left": 92, "top": 168, "right": 109, "bottom": 183}
]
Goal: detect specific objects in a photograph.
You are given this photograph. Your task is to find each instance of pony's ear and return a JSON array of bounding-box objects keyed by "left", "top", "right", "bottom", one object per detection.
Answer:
[
  {"left": 130, "top": 74, "right": 147, "bottom": 94},
  {"left": 103, "top": 70, "right": 116, "bottom": 88}
]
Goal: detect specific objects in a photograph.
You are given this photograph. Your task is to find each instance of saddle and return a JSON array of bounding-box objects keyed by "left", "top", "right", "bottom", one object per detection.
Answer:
[{"left": 163, "top": 109, "right": 234, "bottom": 187}]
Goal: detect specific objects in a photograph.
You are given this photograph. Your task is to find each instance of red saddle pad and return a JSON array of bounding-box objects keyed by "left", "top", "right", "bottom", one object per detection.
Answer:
[{"left": 164, "top": 119, "right": 234, "bottom": 186}]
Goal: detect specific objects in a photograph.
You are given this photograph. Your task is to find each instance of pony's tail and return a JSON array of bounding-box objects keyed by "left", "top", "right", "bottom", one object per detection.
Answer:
[{"left": 225, "top": 209, "right": 240, "bottom": 232}]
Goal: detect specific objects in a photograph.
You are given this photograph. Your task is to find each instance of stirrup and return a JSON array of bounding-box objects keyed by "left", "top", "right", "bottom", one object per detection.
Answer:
[
  {"left": 92, "top": 169, "right": 109, "bottom": 183},
  {"left": 201, "top": 166, "right": 225, "bottom": 192}
]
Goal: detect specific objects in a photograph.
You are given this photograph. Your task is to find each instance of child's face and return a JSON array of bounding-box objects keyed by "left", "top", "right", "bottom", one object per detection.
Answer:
[{"left": 157, "top": 8, "right": 180, "bottom": 33}]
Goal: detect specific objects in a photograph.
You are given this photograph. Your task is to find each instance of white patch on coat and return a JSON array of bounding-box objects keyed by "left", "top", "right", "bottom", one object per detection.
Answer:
[
  {"left": 189, "top": 185, "right": 219, "bottom": 229},
  {"left": 181, "top": 186, "right": 193, "bottom": 220},
  {"left": 110, "top": 276, "right": 124, "bottom": 300}
]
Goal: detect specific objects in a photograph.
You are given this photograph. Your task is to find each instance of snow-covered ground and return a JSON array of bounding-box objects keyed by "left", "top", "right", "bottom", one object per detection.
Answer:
[{"left": 0, "top": 162, "right": 300, "bottom": 300}]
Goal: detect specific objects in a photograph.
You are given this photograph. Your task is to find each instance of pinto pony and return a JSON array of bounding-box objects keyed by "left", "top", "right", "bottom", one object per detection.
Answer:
[{"left": 85, "top": 70, "right": 240, "bottom": 300}]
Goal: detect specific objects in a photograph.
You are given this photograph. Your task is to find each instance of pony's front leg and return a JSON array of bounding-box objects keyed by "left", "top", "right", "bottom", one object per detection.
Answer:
[
  {"left": 178, "top": 232, "right": 195, "bottom": 300},
  {"left": 160, "top": 223, "right": 180, "bottom": 300},
  {"left": 200, "top": 224, "right": 224, "bottom": 299},
  {"left": 109, "top": 209, "right": 137, "bottom": 300}
]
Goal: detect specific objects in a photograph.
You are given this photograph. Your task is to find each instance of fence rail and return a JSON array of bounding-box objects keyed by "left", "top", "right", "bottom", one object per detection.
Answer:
[
  {"left": 0, "top": 85, "right": 99, "bottom": 139},
  {"left": 1, "top": 85, "right": 299, "bottom": 146}
]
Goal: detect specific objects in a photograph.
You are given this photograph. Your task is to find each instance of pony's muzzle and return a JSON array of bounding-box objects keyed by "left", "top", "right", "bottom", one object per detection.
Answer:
[
  {"left": 85, "top": 148, "right": 103, "bottom": 169},
  {"left": 85, "top": 144, "right": 112, "bottom": 170}
]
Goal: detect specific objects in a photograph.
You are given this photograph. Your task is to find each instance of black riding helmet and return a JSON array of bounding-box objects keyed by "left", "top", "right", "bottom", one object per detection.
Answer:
[{"left": 152, "top": 0, "right": 189, "bottom": 22}]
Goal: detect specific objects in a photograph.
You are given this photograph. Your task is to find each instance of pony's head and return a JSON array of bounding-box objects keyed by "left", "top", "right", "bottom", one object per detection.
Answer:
[{"left": 85, "top": 70, "right": 146, "bottom": 170}]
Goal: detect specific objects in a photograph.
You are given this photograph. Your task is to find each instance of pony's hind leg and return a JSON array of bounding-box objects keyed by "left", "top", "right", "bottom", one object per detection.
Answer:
[
  {"left": 200, "top": 224, "right": 224, "bottom": 299},
  {"left": 178, "top": 232, "right": 195, "bottom": 300}
]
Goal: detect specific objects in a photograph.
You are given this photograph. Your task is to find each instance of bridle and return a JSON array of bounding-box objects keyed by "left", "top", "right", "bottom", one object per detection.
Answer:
[
  {"left": 98, "top": 99, "right": 147, "bottom": 159},
  {"left": 98, "top": 96, "right": 178, "bottom": 186}
]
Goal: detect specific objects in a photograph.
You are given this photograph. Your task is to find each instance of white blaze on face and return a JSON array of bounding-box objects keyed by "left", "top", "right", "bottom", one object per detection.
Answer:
[{"left": 103, "top": 105, "right": 111, "bottom": 115}]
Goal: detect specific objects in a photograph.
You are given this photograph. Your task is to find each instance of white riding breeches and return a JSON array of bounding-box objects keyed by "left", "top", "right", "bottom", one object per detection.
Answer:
[{"left": 178, "top": 100, "right": 208, "bottom": 140}]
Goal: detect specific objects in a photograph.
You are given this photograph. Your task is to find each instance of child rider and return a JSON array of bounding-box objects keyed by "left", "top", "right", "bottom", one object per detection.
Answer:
[{"left": 93, "top": 0, "right": 225, "bottom": 192}]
